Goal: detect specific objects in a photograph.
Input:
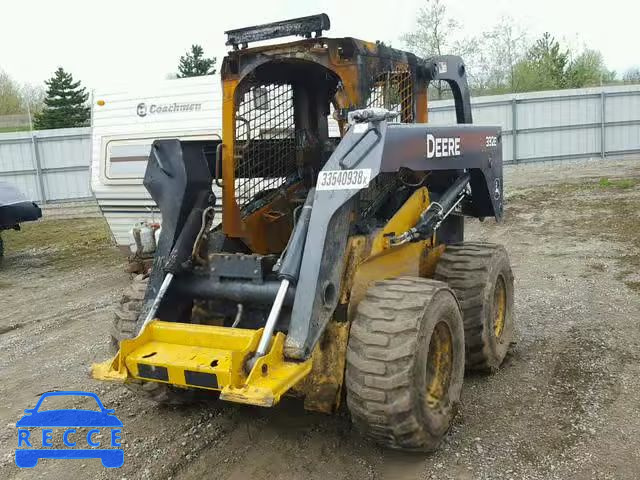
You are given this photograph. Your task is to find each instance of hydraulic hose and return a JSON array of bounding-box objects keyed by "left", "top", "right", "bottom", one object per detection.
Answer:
[{"left": 391, "top": 173, "right": 470, "bottom": 245}]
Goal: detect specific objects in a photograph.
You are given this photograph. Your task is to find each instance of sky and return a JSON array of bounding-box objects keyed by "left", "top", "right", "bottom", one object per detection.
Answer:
[{"left": 1, "top": 0, "right": 638, "bottom": 91}]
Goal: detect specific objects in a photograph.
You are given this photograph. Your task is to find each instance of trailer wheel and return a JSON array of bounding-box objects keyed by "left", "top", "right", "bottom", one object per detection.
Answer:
[
  {"left": 346, "top": 277, "right": 465, "bottom": 451},
  {"left": 435, "top": 242, "right": 514, "bottom": 371},
  {"left": 110, "top": 274, "right": 210, "bottom": 405}
]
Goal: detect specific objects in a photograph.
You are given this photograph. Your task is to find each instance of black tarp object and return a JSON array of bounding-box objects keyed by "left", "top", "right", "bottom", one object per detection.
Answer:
[{"left": 0, "top": 182, "right": 42, "bottom": 230}]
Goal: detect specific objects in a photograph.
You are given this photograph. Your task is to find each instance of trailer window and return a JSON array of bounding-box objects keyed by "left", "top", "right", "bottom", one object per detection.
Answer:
[
  {"left": 107, "top": 142, "right": 151, "bottom": 178},
  {"left": 104, "top": 133, "right": 220, "bottom": 180}
]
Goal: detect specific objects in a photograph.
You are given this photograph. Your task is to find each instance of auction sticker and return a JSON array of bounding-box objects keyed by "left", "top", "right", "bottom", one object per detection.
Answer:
[{"left": 317, "top": 168, "right": 371, "bottom": 191}]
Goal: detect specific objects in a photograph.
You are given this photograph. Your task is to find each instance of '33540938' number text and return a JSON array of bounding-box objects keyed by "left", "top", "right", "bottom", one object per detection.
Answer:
[{"left": 316, "top": 168, "right": 372, "bottom": 191}]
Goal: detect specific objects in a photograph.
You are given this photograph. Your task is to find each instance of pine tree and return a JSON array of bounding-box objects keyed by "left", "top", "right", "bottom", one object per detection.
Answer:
[
  {"left": 177, "top": 45, "right": 217, "bottom": 78},
  {"left": 33, "top": 68, "right": 90, "bottom": 130}
]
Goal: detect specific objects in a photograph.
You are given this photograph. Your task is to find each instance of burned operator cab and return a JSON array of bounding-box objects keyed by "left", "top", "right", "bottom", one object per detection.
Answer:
[{"left": 94, "top": 14, "right": 514, "bottom": 453}]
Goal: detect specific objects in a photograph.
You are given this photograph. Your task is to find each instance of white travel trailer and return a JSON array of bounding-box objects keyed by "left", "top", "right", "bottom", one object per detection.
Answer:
[{"left": 90, "top": 75, "right": 222, "bottom": 250}]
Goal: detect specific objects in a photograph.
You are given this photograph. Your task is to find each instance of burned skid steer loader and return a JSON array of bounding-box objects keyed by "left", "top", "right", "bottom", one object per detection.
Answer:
[{"left": 93, "top": 14, "right": 514, "bottom": 451}]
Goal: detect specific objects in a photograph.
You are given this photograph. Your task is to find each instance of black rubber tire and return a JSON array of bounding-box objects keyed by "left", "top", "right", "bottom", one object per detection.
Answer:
[
  {"left": 345, "top": 277, "right": 465, "bottom": 452},
  {"left": 110, "top": 274, "right": 208, "bottom": 405},
  {"left": 434, "top": 242, "right": 515, "bottom": 372}
]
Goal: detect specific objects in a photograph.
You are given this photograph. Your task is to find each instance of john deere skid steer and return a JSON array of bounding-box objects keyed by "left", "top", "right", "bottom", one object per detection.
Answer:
[{"left": 93, "top": 14, "right": 514, "bottom": 451}]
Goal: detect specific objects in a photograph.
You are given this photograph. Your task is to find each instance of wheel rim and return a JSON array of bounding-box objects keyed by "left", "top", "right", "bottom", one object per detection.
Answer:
[
  {"left": 425, "top": 321, "right": 453, "bottom": 409},
  {"left": 493, "top": 274, "right": 507, "bottom": 339}
]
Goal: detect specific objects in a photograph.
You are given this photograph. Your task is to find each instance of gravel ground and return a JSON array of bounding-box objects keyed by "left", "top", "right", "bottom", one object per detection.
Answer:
[{"left": 1, "top": 157, "right": 639, "bottom": 480}]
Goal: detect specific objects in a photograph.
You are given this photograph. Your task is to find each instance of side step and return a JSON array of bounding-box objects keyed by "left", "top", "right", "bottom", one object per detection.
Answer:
[{"left": 91, "top": 321, "right": 312, "bottom": 407}]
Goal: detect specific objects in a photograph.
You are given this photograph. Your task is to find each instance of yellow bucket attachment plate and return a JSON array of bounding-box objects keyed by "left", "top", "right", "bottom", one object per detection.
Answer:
[
  {"left": 219, "top": 333, "right": 311, "bottom": 407},
  {"left": 91, "top": 321, "right": 311, "bottom": 407}
]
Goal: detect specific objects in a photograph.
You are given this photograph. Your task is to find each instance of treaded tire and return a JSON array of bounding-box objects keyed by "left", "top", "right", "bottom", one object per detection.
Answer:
[
  {"left": 346, "top": 277, "right": 465, "bottom": 452},
  {"left": 110, "top": 274, "right": 209, "bottom": 405},
  {"left": 434, "top": 242, "right": 514, "bottom": 372}
]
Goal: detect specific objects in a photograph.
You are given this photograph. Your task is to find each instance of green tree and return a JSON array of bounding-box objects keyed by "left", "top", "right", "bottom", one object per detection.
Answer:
[
  {"left": 20, "top": 83, "right": 45, "bottom": 115},
  {"left": 513, "top": 35, "right": 615, "bottom": 92},
  {"left": 401, "top": 0, "right": 479, "bottom": 99},
  {"left": 526, "top": 32, "right": 568, "bottom": 89},
  {"left": 0, "top": 70, "right": 23, "bottom": 115},
  {"left": 623, "top": 67, "right": 640, "bottom": 84},
  {"left": 510, "top": 33, "right": 569, "bottom": 92},
  {"left": 401, "top": 6, "right": 618, "bottom": 96},
  {"left": 476, "top": 16, "right": 528, "bottom": 94},
  {"left": 177, "top": 45, "right": 217, "bottom": 78},
  {"left": 566, "top": 49, "right": 615, "bottom": 88},
  {"left": 33, "top": 68, "right": 89, "bottom": 130}
]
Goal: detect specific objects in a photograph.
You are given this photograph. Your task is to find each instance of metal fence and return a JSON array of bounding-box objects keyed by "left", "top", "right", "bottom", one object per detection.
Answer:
[
  {"left": 0, "top": 84, "right": 638, "bottom": 203},
  {"left": 0, "top": 127, "right": 91, "bottom": 203},
  {"left": 427, "top": 84, "right": 640, "bottom": 164}
]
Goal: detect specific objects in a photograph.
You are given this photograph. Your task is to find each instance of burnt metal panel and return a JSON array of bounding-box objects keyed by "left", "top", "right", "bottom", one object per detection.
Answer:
[{"left": 225, "top": 14, "right": 330, "bottom": 48}]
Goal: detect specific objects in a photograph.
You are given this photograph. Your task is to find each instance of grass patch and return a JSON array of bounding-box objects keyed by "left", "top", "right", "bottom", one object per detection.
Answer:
[
  {"left": 625, "top": 281, "right": 640, "bottom": 292},
  {"left": 0, "top": 126, "right": 31, "bottom": 133},
  {"left": 2, "top": 217, "right": 123, "bottom": 270},
  {"left": 598, "top": 177, "right": 639, "bottom": 189}
]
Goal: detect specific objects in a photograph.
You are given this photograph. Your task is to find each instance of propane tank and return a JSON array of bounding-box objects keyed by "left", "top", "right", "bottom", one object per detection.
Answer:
[
  {"left": 129, "top": 222, "right": 158, "bottom": 255},
  {"left": 140, "top": 223, "right": 156, "bottom": 254},
  {"left": 129, "top": 223, "right": 143, "bottom": 254}
]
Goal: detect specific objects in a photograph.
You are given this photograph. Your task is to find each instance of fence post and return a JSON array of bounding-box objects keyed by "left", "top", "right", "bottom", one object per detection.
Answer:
[
  {"left": 31, "top": 134, "right": 47, "bottom": 204},
  {"left": 511, "top": 98, "right": 518, "bottom": 163},
  {"left": 26, "top": 104, "right": 47, "bottom": 204},
  {"left": 600, "top": 91, "right": 606, "bottom": 159}
]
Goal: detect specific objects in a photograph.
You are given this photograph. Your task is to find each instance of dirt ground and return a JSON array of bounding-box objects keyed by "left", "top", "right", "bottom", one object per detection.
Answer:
[{"left": 1, "top": 157, "right": 639, "bottom": 480}]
